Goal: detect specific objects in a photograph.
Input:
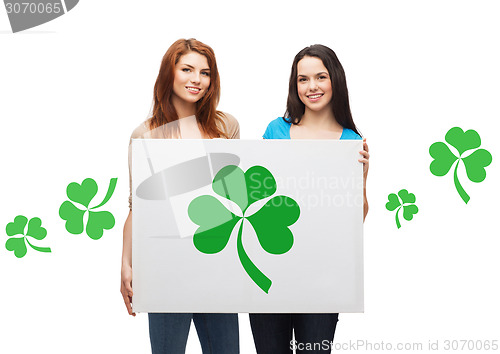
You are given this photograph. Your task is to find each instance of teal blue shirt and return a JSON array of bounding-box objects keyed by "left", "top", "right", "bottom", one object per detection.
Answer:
[{"left": 263, "top": 117, "right": 361, "bottom": 140}]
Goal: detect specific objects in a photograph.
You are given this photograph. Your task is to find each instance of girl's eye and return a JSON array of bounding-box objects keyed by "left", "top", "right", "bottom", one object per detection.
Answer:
[
  {"left": 182, "top": 68, "right": 191, "bottom": 72},
  {"left": 319, "top": 75, "right": 328, "bottom": 80},
  {"left": 201, "top": 71, "right": 210, "bottom": 77},
  {"left": 298, "top": 78, "right": 307, "bottom": 82}
]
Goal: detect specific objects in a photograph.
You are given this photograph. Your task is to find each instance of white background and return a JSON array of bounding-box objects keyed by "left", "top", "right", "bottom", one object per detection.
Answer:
[{"left": 1, "top": 1, "right": 499, "bottom": 353}]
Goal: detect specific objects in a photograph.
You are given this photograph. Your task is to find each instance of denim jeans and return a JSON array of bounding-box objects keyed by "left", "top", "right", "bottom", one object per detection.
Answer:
[
  {"left": 249, "top": 313, "right": 339, "bottom": 354},
  {"left": 148, "top": 313, "right": 239, "bottom": 354}
]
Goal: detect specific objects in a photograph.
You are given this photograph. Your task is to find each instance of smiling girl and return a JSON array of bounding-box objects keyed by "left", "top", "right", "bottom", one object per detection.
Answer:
[
  {"left": 250, "top": 44, "right": 369, "bottom": 353},
  {"left": 121, "top": 38, "right": 240, "bottom": 354}
]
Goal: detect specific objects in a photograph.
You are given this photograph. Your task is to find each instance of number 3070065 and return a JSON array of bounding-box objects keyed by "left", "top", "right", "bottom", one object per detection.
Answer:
[{"left": 5, "top": 3, "right": 62, "bottom": 14}]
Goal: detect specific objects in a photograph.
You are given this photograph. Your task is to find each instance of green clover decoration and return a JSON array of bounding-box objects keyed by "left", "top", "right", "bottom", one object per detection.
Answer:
[
  {"left": 59, "top": 178, "right": 117, "bottom": 240},
  {"left": 5, "top": 215, "right": 51, "bottom": 258},
  {"left": 188, "top": 165, "right": 300, "bottom": 293},
  {"left": 429, "top": 127, "right": 492, "bottom": 204},
  {"left": 385, "top": 189, "right": 419, "bottom": 229}
]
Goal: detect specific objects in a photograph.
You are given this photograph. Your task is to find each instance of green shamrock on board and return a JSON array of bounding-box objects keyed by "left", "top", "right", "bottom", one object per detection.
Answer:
[
  {"left": 188, "top": 165, "right": 300, "bottom": 293},
  {"left": 59, "top": 178, "right": 118, "bottom": 239},
  {"left": 385, "top": 189, "right": 419, "bottom": 229},
  {"left": 429, "top": 127, "right": 492, "bottom": 204},
  {"left": 5, "top": 215, "right": 51, "bottom": 258}
]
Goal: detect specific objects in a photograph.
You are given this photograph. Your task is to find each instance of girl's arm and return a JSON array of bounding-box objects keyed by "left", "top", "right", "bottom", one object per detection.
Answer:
[
  {"left": 121, "top": 211, "right": 135, "bottom": 316},
  {"left": 121, "top": 130, "right": 138, "bottom": 316},
  {"left": 358, "top": 138, "right": 370, "bottom": 221}
]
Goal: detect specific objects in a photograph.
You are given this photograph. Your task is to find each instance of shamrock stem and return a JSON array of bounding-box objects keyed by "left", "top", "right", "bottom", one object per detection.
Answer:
[
  {"left": 25, "top": 238, "right": 51, "bottom": 253},
  {"left": 453, "top": 161, "right": 470, "bottom": 204},
  {"left": 90, "top": 178, "right": 118, "bottom": 210},
  {"left": 236, "top": 220, "right": 272, "bottom": 293},
  {"left": 395, "top": 207, "right": 402, "bottom": 229}
]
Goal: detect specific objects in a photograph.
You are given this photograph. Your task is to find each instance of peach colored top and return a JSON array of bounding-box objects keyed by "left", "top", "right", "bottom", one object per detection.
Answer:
[{"left": 128, "top": 113, "right": 240, "bottom": 210}]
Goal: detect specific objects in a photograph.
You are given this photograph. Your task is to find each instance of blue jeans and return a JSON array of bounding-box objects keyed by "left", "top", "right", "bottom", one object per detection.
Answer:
[
  {"left": 148, "top": 313, "right": 239, "bottom": 354},
  {"left": 249, "top": 313, "right": 338, "bottom": 354}
]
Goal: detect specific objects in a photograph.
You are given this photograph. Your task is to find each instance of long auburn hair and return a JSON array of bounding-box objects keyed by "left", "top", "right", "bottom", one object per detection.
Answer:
[
  {"left": 148, "top": 38, "right": 227, "bottom": 138},
  {"left": 284, "top": 44, "right": 361, "bottom": 136}
]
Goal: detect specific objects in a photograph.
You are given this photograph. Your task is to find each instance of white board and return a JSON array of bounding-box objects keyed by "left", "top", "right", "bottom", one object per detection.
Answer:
[{"left": 132, "top": 139, "right": 364, "bottom": 313}]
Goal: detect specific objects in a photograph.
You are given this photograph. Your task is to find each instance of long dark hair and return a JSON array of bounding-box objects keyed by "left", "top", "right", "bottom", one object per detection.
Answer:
[{"left": 284, "top": 44, "right": 360, "bottom": 136}]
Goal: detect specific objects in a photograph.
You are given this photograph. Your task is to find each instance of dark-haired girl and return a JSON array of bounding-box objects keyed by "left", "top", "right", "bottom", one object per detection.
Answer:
[{"left": 250, "top": 44, "right": 369, "bottom": 353}]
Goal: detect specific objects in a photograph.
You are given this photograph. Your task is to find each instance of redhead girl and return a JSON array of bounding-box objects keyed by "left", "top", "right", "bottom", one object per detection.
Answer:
[
  {"left": 121, "top": 38, "right": 240, "bottom": 354},
  {"left": 250, "top": 44, "right": 369, "bottom": 353}
]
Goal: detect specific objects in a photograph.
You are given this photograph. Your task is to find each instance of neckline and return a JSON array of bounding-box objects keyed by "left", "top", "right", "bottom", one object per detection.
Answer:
[{"left": 286, "top": 120, "right": 345, "bottom": 140}]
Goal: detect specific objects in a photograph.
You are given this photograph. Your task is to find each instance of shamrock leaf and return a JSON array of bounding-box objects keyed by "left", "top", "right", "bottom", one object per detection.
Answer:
[
  {"left": 403, "top": 205, "right": 419, "bottom": 221},
  {"left": 67, "top": 178, "right": 98, "bottom": 208},
  {"left": 212, "top": 166, "right": 248, "bottom": 212},
  {"left": 385, "top": 189, "right": 418, "bottom": 229},
  {"left": 462, "top": 149, "right": 493, "bottom": 183},
  {"left": 6, "top": 237, "right": 27, "bottom": 258},
  {"left": 247, "top": 196, "right": 299, "bottom": 255},
  {"left": 398, "top": 189, "right": 416, "bottom": 204},
  {"left": 385, "top": 193, "right": 401, "bottom": 211},
  {"left": 6, "top": 215, "right": 28, "bottom": 236},
  {"left": 430, "top": 127, "right": 492, "bottom": 204},
  {"left": 59, "top": 201, "right": 85, "bottom": 234},
  {"left": 190, "top": 195, "right": 241, "bottom": 253},
  {"left": 445, "top": 127, "right": 481, "bottom": 156},
  {"left": 86, "top": 211, "right": 116, "bottom": 240},
  {"left": 189, "top": 165, "right": 300, "bottom": 293},
  {"left": 59, "top": 178, "right": 117, "bottom": 239},
  {"left": 5, "top": 215, "right": 51, "bottom": 258},
  {"left": 245, "top": 166, "right": 277, "bottom": 208},
  {"left": 26, "top": 218, "right": 47, "bottom": 240},
  {"left": 213, "top": 165, "right": 277, "bottom": 213},
  {"left": 429, "top": 142, "right": 458, "bottom": 176}
]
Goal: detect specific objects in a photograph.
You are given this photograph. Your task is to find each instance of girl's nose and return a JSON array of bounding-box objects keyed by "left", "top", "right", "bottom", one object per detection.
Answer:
[
  {"left": 190, "top": 72, "right": 201, "bottom": 84},
  {"left": 308, "top": 79, "right": 319, "bottom": 91}
]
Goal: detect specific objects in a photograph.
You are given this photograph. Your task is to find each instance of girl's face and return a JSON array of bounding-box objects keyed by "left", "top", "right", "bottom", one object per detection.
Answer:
[
  {"left": 296, "top": 56, "right": 333, "bottom": 114},
  {"left": 172, "top": 51, "right": 211, "bottom": 105}
]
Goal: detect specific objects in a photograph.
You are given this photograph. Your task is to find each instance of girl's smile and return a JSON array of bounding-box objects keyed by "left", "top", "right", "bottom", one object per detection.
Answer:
[
  {"left": 306, "top": 93, "right": 324, "bottom": 102},
  {"left": 185, "top": 86, "right": 202, "bottom": 94}
]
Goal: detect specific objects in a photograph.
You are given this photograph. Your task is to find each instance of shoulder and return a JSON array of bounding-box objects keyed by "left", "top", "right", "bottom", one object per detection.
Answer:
[
  {"left": 341, "top": 128, "right": 362, "bottom": 140},
  {"left": 218, "top": 112, "right": 240, "bottom": 139},
  {"left": 263, "top": 117, "right": 291, "bottom": 139},
  {"left": 219, "top": 112, "right": 239, "bottom": 131},
  {"left": 130, "top": 119, "right": 151, "bottom": 140},
  {"left": 268, "top": 117, "right": 290, "bottom": 129}
]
